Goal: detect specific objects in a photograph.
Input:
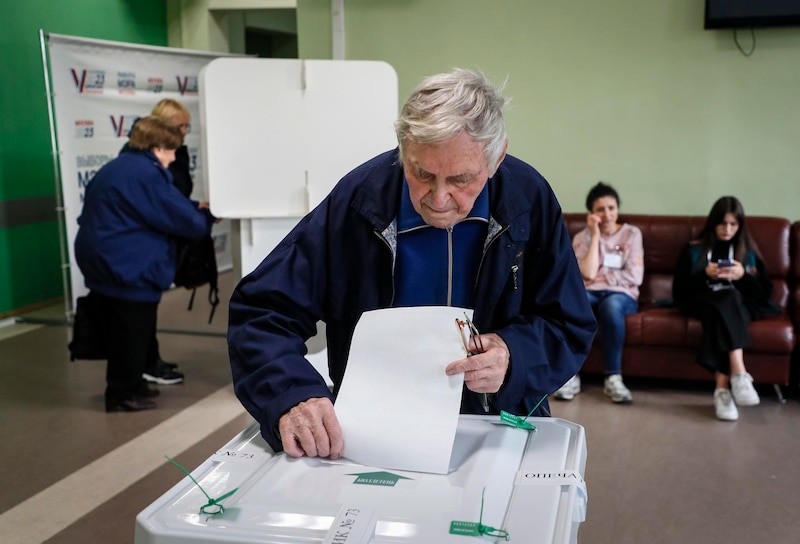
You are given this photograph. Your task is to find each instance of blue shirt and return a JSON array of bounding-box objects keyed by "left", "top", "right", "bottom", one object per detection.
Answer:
[{"left": 394, "top": 180, "right": 489, "bottom": 308}]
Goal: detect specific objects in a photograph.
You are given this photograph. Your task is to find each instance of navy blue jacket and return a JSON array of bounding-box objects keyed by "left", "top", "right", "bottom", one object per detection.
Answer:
[
  {"left": 75, "top": 148, "right": 213, "bottom": 302},
  {"left": 228, "top": 149, "right": 596, "bottom": 451}
]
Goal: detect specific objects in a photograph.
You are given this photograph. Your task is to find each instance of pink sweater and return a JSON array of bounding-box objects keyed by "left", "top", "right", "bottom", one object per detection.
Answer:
[{"left": 572, "top": 223, "right": 644, "bottom": 300}]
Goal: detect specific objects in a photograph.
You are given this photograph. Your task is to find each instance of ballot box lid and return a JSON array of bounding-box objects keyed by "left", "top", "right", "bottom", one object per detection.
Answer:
[{"left": 135, "top": 415, "right": 587, "bottom": 544}]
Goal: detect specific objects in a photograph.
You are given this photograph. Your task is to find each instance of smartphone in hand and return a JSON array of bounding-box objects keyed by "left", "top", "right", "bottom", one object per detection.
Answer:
[{"left": 717, "top": 259, "right": 734, "bottom": 268}]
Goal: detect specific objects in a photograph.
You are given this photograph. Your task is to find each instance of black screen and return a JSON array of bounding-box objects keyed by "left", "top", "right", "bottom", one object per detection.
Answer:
[{"left": 705, "top": 0, "right": 800, "bottom": 29}]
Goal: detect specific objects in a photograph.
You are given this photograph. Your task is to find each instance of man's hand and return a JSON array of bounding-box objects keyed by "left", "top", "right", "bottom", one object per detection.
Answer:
[
  {"left": 278, "top": 397, "right": 344, "bottom": 459},
  {"left": 445, "top": 333, "right": 510, "bottom": 393}
]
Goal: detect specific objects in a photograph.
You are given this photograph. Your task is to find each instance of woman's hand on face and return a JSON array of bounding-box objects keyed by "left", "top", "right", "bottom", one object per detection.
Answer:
[{"left": 586, "top": 213, "right": 602, "bottom": 235}]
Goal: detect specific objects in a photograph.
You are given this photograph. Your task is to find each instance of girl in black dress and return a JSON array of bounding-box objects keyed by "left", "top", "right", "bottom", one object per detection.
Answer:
[{"left": 672, "top": 196, "right": 772, "bottom": 421}]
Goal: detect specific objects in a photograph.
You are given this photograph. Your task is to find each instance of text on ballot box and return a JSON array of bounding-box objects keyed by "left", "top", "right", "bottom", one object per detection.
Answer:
[{"left": 135, "top": 415, "right": 588, "bottom": 544}]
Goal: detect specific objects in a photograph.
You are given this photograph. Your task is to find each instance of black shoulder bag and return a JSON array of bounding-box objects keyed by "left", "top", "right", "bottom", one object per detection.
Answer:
[{"left": 174, "top": 234, "right": 220, "bottom": 323}]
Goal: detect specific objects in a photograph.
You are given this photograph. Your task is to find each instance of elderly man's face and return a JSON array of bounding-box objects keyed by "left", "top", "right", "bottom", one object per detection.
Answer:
[{"left": 403, "top": 133, "right": 495, "bottom": 229}]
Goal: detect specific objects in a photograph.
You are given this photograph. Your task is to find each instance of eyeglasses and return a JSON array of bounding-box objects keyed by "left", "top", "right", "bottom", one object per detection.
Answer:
[
  {"left": 456, "top": 313, "right": 490, "bottom": 412},
  {"left": 456, "top": 313, "right": 484, "bottom": 356}
]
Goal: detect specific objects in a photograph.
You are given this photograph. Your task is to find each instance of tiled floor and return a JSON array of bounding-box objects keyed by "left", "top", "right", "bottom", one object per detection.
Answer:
[{"left": 0, "top": 271, "right": 798, "bottom": 543}]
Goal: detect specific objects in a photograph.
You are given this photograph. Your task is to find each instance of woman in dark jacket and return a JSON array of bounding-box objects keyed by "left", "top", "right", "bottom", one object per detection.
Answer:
[
  {"left": 75, "top": 116, "right": 214, "bottom": 412},
  {"left": 672, "top": 196, "right": 772, "bottom": 421},
  {"left": 139, "top": 98, "right": 196, "bottom": 384}
]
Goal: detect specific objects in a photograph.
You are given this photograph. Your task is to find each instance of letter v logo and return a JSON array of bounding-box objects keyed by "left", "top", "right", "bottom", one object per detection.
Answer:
[
  {"left": 109, "top": 115, "right": 126, "bottom": 137},
  {"left": 71, "top": 69, "right": 87, "bottom": 92},
  {"left": 176, "top": 76, "right": 188, "bottom": 95}
]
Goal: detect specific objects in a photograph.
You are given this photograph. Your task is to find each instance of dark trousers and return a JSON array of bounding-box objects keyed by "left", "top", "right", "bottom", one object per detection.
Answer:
[
  {"left": 683, "top": 288, "right": 751, "bottom": 375},
  {"left": 146, "top": 331, "right": 161, "bottom": 371},
  {"left": 91, "top": 292, "right": 158, "bottom": 400}
]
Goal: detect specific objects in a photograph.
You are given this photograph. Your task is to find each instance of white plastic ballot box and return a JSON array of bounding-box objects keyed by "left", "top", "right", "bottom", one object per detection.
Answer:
[{"left": 135, "top": 415, "right": 587, "bottom": 544}]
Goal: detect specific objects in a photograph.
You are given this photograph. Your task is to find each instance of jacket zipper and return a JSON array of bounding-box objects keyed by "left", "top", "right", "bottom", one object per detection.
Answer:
[
  {"left": 374, "top": 229, "right": 396, "bottom": 306},
  {"left": 447, "top": 226, "right": 454, "bottom": 306}
]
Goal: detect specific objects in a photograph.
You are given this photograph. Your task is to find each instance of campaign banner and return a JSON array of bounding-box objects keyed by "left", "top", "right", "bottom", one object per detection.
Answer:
[{"left": 44, "top": 33, "right": 235, "bottom": 310}]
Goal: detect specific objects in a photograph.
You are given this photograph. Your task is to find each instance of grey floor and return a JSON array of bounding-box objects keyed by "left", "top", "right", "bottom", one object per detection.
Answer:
[{"left": 0, "top": 271, "right": 798, "bottom": 544}]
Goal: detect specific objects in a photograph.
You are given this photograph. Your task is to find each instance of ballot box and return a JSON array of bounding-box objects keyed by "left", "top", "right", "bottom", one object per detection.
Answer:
[{"left": 135, "top": 415, "right": 587, "bottom": 544}]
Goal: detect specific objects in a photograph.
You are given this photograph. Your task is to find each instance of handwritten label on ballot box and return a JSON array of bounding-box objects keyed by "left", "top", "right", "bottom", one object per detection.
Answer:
[{"left": 212, "top": 448, "right": 267, "bottom": 465}]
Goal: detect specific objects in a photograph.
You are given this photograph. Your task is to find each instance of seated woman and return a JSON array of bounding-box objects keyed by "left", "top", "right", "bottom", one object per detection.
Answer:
[
  {"left": 672, "top": 196, "right": 771, "bottom": 421},
  {"left": 555, "top": 182, "right": 643, "bottom": 403}
]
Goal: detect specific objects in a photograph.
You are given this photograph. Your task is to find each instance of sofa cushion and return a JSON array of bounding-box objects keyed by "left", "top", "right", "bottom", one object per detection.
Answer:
[{"left": 622, "top": 310, "right": 793, "bottom": 354}]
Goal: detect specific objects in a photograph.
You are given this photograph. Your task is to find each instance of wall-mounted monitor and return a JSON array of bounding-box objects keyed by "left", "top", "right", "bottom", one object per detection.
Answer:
[{"left": 705, "top": 0, "right": 800, "bottom": 29}]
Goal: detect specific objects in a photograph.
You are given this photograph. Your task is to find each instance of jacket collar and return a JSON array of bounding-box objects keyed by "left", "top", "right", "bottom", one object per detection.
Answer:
[
  {"left": 397, "top": 176, "right": 489, "bottom": 232},
  {"left": 352, "top": 148, "right": 532, "bottom": 239},
  {"left": 350, "top": 149, "right": 405, "bottom": 232},
  {"left": 486, "top": 158, "right": 534, "bottom": 240}
]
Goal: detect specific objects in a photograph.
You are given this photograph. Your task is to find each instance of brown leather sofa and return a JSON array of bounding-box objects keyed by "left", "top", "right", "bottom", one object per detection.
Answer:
[{"left": 562, "top": 213, "right": 799, "bottom": 398}]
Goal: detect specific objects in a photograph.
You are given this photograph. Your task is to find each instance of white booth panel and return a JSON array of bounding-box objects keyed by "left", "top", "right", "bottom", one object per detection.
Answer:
[
  {"left": 303, "top": 60, "right": 400, "bottom": 207},
  {"left": 200, "top": 59, "right": 398, "bottom": 219},
  {"left": 200, "top": 59, "right": 306, "bottom": 218}
]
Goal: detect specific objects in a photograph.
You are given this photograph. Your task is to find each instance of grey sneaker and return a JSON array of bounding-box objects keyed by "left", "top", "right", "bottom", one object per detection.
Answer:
[
  {"left": 553, "top": 375, "right": 581, "bottom": 401},
  {"left": 604, "top": 374, "right": 632, "bottom": 404},
  {"left": 714, "top": 388, "right": 739, "bottom": 421},
  {"left": 730, "top": 372, "right": 760, "bottom": 406}
]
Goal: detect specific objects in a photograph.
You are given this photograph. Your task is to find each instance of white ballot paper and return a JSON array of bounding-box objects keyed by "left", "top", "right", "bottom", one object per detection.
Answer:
[{"left": 334, "top": 306, "right": 470, "bottom": 474}]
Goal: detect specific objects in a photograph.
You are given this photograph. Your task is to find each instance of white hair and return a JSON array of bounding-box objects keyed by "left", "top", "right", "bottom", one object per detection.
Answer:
[{"left": 395, "top": 68, "right": 509, "bottom": 170}]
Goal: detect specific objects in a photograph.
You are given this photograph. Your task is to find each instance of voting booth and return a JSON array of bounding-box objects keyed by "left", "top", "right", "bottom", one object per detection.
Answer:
[
  {"left": 199, "top": 58, "right": 399, "bottom": 279},
  {"left": 135, "top": 415, "right": 587, "bottom": 543}
]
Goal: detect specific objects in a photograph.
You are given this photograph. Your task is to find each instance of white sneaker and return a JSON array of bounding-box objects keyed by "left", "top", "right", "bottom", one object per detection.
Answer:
[
  {"left": 714, "top": 388, "right": 739, "bottom": 421},
  {"left": 730, "top": 372, "right": 760, "bottom": 406},
  {"left": 553, "top": 375, "right": 581, "bottom": 401},
  {"left": 604, "top": 374, "right": 632, "bottom": 404}
]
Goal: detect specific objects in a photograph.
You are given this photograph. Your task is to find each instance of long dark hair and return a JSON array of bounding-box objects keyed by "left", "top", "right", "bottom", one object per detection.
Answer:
[{"left": 697, "top": 196, "right": 761, "bottom": 261}]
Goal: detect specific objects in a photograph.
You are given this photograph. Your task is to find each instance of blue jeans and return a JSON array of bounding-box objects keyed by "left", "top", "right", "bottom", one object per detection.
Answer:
[{"left": 586, "top": 290, "right": 638, "bottom": 376}]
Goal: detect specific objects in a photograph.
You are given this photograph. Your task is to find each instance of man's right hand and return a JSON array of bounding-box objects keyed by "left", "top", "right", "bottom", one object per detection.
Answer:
[{"left": 278, "top": 397, "right": 344, "bottom": 459}]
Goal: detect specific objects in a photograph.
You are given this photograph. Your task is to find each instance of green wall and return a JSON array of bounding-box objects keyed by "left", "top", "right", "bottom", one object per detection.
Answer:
[
  {"left": 297, "top": 0, "right": 332, "bottom": 60},
  {"left": 3, "top": 0, "right": 800, "bottom": 314},
  {"left": 298, "top": 0, "right": 800, "bottom": 218},
  {"left": 0, "top": 0, "right": 167, "bottom": 315}
]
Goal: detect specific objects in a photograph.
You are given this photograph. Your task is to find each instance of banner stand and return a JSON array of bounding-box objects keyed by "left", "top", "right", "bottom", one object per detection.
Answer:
[
  {"left": 39, "top": 29, "right": 73, "bottom": 321},
  {"left": 39, "top": 31, "right": 239, "bottom": 319}
]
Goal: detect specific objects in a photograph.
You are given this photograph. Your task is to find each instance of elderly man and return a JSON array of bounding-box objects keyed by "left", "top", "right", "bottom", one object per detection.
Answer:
[{"left": 228, "top": 68, "right": 596, "bottom": 458}]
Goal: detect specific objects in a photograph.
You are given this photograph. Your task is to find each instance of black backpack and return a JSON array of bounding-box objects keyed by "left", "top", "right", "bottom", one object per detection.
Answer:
[{"left": 174, "top": 234, "right": 220, "bottom": 323}]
